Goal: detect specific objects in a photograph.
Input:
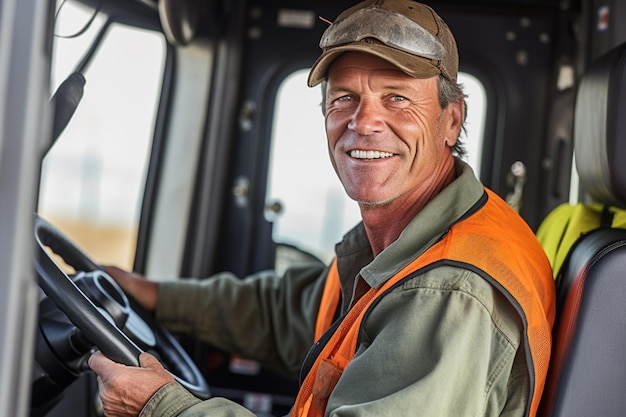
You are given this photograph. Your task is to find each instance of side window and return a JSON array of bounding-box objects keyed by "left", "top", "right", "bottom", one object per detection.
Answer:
[
  {"left": 267, "top": 69, "right": 487, "bottom": 263},
  {"left": 38, "top": 2, "right": 166, "bottom": 270}
]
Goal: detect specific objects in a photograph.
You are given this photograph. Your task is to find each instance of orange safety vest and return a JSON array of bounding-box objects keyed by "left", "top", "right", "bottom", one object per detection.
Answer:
[{"left": 293, "top": 189, "right": 555, "bottom": 417}]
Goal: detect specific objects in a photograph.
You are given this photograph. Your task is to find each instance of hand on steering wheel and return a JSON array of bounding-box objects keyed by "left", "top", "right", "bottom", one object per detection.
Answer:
[{"left": 34, "top": 215, "right": 210, "bottom": 399}]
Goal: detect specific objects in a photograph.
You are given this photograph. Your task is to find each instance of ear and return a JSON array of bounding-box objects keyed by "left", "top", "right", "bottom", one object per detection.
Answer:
[{"left": 443, "top": 97, "right": 464, "bottom": 147}]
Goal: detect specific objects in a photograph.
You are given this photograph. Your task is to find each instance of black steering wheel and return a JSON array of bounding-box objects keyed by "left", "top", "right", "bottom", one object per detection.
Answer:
[{"left": 34, "top": 215, "right": 210, "bottom": 400}]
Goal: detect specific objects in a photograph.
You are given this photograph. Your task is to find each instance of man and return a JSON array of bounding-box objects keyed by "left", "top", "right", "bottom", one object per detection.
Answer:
[{"left": 89, "top": 0, "right": 556, "bottom": 416}]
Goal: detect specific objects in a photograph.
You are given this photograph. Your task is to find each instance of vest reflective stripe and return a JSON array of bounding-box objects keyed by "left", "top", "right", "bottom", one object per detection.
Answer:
[{"left": 293, "top": 189, "right": 555, "bottom": 417}]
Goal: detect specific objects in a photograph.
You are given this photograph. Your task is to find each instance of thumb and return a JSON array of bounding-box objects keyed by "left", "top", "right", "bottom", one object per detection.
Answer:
[
  {"left": 138, "top": 352, "right": 175, "bottom": 386},
  {"left": 138, "top": 352, "right": 162, "bottom": 369}
]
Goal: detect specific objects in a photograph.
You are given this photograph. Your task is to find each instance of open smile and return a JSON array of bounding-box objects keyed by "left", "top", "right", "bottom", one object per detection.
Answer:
[{"left": 349, "top": 150, "right": 394, "bottom": 160}]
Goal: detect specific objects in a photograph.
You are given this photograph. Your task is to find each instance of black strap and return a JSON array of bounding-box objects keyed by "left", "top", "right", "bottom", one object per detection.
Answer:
[{"left": 600, "top": 205, "right": 615, "bottom": 228}]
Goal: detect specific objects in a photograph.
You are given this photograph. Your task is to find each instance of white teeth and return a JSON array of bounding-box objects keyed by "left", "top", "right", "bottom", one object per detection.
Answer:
[{"left": 350, "top": 150, "right": 394, "bottom": 159}]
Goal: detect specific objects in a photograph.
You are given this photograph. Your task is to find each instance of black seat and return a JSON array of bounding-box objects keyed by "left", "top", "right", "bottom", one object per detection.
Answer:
[{"left": 538, "top": 42, "right": 626, "bottom": 416}]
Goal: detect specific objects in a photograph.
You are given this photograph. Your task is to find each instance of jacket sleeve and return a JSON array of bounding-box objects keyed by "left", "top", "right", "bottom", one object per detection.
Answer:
[
  {"left": 325, "top": 266, "right": 529, "bottom": 417},
  {"left": 155, "top": 264, "right": 327, "bottom": 378},
  {"left": 139, "top": 382, "right": 256, "bottom": 417}
]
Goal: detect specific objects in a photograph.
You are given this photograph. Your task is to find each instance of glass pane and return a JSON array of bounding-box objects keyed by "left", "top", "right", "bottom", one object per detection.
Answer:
[
  {"left": 460, "top": 73, "right": 486, "bottom": 175},
  {"left": 38, "top": 3, "right": 166, "bottom": 270},
  {"left": 267, "top": 69, "right": 487, "bottom": 263}
]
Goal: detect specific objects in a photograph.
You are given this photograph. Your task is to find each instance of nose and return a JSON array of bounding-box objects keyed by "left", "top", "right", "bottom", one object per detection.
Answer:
[{"left": 347, "top": 98, "right": 384, "bottom": 135}]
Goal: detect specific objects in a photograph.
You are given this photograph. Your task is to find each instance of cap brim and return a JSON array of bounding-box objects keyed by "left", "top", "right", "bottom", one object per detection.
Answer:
[{"left": 307, "top": 43, "right": 441, "bottom": 87}]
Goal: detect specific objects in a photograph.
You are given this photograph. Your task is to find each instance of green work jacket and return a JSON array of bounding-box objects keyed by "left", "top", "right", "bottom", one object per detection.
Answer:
[{"left": 141, "top": 159, "right": 554, "bottom": 417}]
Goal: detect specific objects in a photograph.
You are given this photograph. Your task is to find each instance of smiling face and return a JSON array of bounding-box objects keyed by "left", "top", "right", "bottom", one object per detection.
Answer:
[{"left": 325, "top": 52, "right": 462, "bottom": 210}]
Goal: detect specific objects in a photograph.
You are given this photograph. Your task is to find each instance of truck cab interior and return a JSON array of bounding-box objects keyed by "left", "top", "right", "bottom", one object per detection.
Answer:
[{"left": 1, "top": 0, "right": 626, "bottom": 416}]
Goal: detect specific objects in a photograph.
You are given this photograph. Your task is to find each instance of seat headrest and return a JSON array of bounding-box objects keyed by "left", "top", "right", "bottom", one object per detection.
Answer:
[{"left": 574, "top": 42, "right": 626, "bottom": 207}]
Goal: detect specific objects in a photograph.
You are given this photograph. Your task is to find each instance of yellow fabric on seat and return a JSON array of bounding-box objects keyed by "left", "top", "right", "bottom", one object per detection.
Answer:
[{"left": 537, "top": 202, "right": 626, "bottom": 279}]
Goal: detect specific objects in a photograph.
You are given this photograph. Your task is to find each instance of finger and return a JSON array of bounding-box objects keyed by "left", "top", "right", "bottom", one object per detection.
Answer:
[
  {"left": 103, "top": 265, "right": 127, "bottom": 281},
  {"left": 102, "top": 264, "right": 118, "bottom": 273},
  {"left": 138, "top": 352, "right": 175, "bottom": 385},
  {"left": 88, "top": 351, "right": 119, "bottom": 376},
  {"left": 138, "top": 352, "right": 161, "bottom": 369}
]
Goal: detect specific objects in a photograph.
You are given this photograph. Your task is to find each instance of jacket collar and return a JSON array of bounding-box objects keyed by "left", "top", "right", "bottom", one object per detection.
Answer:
[{"left": 335, "top": 158, "right": 486, "bottom": 289}]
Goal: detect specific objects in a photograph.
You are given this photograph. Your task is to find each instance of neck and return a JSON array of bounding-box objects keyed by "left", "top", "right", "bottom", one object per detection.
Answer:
[{"left": 360, "top": 160, "right": 457, "bottom": 257}]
